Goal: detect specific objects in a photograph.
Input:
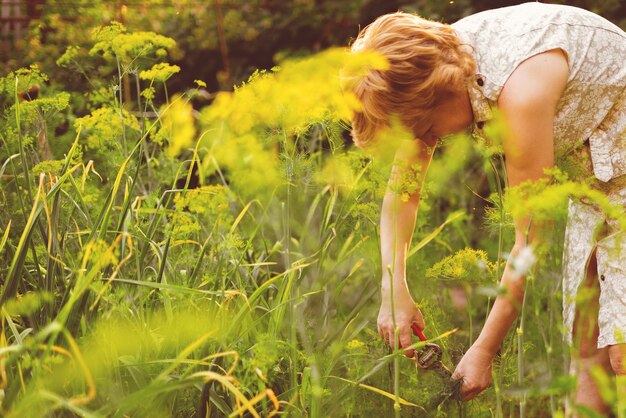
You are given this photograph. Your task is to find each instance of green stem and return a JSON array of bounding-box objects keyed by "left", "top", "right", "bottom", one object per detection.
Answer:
[
  {"left": 281, "top": 132, "right": 300, "bottom": 413},
  {"left": 11, "top": 77, "right": 46, "bottom": 310},
  {"left": 518, "top": 288, "right": 528, "bottom": 418},
  {"left": 135, "top": 73, "right": 142, "bottom": 118},
  {"left": 489, "top": 156, "right": 506, "bottom": 417},
  {"left": 389, "top": 190, "right": 401, "bottom": 418},
  {"left": 116, "top": 57, "right": 128, "bottom": 157},
  {"left": 14, "top": 77, "right": 33, "bottom": 202}
]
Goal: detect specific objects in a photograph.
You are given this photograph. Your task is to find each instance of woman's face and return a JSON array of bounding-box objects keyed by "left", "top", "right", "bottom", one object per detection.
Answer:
[{"left": 417, "top": 90, "right": 474, "bottom": 144}]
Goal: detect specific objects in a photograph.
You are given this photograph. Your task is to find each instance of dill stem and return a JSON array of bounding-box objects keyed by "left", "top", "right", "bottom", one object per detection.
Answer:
[
  {"left": 518, "top": 288, "right": 528, "bottom": 418},
  {"left": 116, "top": 57, "right": 128, "bottom": 157},
  {"left": 388, "top": 264, "right": 401, "bottom": 418},
  {"left": 490, "top": 156, "right": 505, "bottom": 417},
  {"left": 389, "top": 190, "right": 401, "bottom": 417}
]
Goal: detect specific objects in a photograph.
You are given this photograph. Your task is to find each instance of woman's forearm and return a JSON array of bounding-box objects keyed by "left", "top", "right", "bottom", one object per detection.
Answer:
[
  {"left": 378, "top": 138, "right": 435, "bottom": 300},
  {"left": 473, "top": 247, "right": 528, "bottom": 354},
  {"left": 379, "top": 190, "right": 420, "bottom": 290},
  {"left": 377, "top": 179, "right": 428, "bottom": 350}
]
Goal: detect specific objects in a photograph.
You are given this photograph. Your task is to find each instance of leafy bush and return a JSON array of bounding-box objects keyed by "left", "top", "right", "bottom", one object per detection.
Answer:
[{"left": 1, "top": 21, "right": 624, "bottom": 418}]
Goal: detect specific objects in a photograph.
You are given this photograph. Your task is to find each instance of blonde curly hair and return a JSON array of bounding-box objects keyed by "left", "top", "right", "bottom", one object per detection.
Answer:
[{"left": 350, "top": 12, "right": 475, "bottom": 148}]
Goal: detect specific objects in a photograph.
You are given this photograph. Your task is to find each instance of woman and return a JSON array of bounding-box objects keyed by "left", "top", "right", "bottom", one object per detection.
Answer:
[{"left": 350, "top": 2, "right": 625, "bottom": 413}]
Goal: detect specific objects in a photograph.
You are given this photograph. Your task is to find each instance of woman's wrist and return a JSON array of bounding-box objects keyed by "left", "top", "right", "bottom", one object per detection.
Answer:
[
  {"left": 380, "top": 274, "right": 409, "bottom": 293},
  {"left": 471, "top": 338, "right": 500, "bottom": 358}
]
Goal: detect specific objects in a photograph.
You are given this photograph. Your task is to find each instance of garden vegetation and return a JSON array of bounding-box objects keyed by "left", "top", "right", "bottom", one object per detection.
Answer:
[{"left": 1, "top": 14, "right": 625, "bottom": 418}]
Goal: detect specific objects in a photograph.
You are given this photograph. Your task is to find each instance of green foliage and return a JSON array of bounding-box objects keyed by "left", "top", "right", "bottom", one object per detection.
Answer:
[
  {"left": 198, "top": 48, "right": 386, "bottom": 201},
  {"left": 156, "top": 96, "right": 196, "bottom": 158},
  {"left": 0, "top": 65, "right": 48, "bottom": 98},
  {"left": 19, "top": 92, "right": 70, "bottom": 116},
  {"left": 1, "top": 16, "right": 624, "bottom": 418},
  {"left": 506, "top": 168, "right": 626, "bottom": 229},
  {"left": 74, "top": 106, "right": 140, "bottom": 178},
  {"left": 32, "top": 160, "right": 65, "bottom": 176},
  {"left": 426, "top": 248, "right": 498, "bottom": 285},
  {"left": 89, "top": 21, "right": 175, "bottom": 66},
  {"left": 201, "top": 48, "right": 386, "bottom": 136},
  {"left": 3, "top": 291, "right": 53, "bottom": 317}
]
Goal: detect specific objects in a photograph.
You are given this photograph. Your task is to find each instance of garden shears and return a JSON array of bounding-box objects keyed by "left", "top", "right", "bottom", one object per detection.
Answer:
[
  {"left": 412, "top": 325, "right": 464, "bottom": 408},
  {"left": 412, "top": 325, "right": 453, "bottom": 379}
]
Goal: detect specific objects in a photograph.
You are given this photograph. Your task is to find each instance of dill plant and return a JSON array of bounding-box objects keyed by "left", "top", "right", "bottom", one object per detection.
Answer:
[
  {"left": 0, "top": 26, "right": 428, "bottom": 416},
  {"left": 1, "top": 18, "right": 624, "bottom": 418}
]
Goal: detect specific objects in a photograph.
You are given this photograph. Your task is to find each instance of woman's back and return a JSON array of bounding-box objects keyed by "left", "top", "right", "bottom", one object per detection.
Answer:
[{"left": 452, "top": 2, "right": 626, "bottom": 184}]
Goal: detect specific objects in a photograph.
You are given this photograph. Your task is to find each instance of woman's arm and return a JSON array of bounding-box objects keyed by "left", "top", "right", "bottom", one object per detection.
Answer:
[
  {"left": 454, "top": 49, "right": 569, "bottom": 399},
  {"left": 378, "top": 137, "right": 436, "bottom": 358}
]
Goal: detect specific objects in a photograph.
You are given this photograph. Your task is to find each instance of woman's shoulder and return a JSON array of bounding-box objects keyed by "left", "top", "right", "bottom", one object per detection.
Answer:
[{"left": 452, "top": 3, "right": 625, "bottom": 100}]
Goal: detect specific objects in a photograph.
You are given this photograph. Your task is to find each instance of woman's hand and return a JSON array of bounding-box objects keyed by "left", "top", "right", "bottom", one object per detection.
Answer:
[
  {"left": 377, "top": 285, "right": 425, "bottom": 358},
  {"left": 452, "top": 344, "right": 496, "bottom": 400}
]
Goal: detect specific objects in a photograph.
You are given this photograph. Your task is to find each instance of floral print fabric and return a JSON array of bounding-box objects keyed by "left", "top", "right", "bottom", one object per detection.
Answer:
[
  {"left": 452, "top": 2, "right": 626, "bottom": 347},
  {"left": 563, "top": 196, "right": 626, "bottom": 348}
]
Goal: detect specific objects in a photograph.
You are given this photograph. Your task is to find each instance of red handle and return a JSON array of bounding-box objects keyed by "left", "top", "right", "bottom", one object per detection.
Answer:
[{"left": 411, "top": 323, "right": 427, "bottom": 341}]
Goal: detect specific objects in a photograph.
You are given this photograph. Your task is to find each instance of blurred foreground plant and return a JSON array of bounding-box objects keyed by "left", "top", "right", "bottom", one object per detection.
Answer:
[{"left": 3, "top": 18, "right": 625, "bottom": 418}]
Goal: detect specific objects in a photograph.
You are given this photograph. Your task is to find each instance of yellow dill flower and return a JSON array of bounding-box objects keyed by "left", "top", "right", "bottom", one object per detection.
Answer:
[{"left": 140, "top": 63, "right": 181, "bottom": 83}]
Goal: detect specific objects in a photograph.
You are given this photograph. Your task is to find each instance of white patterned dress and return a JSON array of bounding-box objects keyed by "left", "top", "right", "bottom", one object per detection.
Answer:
[{"left": 452, "top": 2, "right": 626, "bottom": 348}]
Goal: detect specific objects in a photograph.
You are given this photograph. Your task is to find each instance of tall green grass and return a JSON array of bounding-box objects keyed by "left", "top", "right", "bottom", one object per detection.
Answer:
[{"left": 1, "top": 22, "right": 624, "bottom": 418}]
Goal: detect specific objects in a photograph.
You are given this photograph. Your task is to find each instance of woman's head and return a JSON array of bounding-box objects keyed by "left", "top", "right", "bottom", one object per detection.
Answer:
[{"left": 350, "top": 12, "right": 475, "bottom": 148}]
